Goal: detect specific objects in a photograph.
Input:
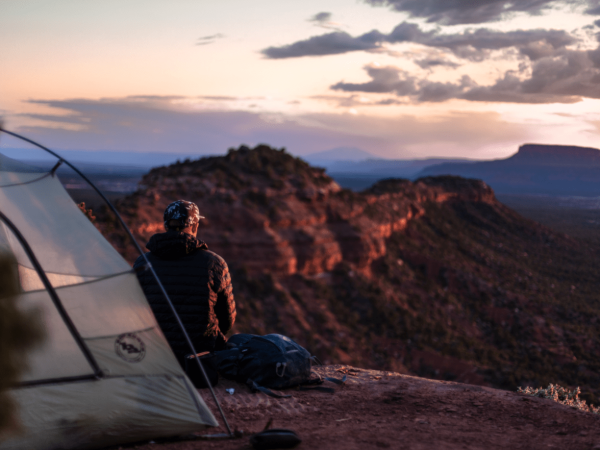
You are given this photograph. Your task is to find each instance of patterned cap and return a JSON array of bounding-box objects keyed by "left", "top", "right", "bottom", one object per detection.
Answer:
[{"left": 163, "top": 200, "right": 204, "bottom": 229}]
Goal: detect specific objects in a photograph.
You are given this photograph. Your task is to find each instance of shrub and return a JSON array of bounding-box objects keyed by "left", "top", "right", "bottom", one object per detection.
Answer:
[
  {"left": 77, "top": 202, "right": 96, "bottom": 222},
  {"left": 518, "top": 384, "right": 600, "bottom": 414}
]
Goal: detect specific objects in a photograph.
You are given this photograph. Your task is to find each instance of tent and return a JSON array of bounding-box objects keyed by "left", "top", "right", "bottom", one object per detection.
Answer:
[{"left": 0, "top": 151, "right": 218, "bottom": 449}]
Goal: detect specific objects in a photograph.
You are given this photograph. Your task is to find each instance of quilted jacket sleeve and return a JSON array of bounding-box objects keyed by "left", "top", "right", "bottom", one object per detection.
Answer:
[{"left": 213, "top": 260, "right": 236, "bottom": 335}]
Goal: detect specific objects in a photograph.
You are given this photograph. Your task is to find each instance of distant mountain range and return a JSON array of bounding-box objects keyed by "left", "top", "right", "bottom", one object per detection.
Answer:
[
  {"left": 419, "top": 144, "right": 600, "bottom": 196},
  {"left": 0, "top": 147, "right": 196, "bottom": 169},
  {"left": 6, "top": 143, "right": 600, "bottom": 196},
  {"left": 304, "top": 147, "right": 469, "bottom": 175},
  {"left": 304, "top": 147, "right": 379, "bottom": 163},
  {"left": 304, "top": 147, "right": 472, "bottom": 190}
]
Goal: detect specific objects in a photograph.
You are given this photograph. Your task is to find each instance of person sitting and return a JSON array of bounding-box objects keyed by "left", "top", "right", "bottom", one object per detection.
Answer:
[{"left": 134, "top": 200, "right": 236, "bottom": 380}]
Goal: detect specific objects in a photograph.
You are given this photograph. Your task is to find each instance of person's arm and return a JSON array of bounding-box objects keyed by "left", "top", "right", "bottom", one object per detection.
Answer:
[{"left": 214, "top": 260, "right": 236, "bottom": 335}]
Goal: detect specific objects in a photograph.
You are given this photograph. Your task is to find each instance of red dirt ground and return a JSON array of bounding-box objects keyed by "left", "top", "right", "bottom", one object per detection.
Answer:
[{"left": 118, "top": 365, "right": 600, "bottom": 450}]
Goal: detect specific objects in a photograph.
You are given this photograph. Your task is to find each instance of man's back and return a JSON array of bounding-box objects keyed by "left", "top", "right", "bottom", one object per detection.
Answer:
[{"left": 134, "top": 228, "right": 235, "bottom": 360}]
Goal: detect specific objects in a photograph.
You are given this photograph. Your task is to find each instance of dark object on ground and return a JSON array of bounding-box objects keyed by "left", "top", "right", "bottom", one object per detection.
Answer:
[
  {"left": 213, "top": 334, "right": 313, "bottom": 391},
  {"left": 250, "top": 429, "right": 302, "bottom": 450}
]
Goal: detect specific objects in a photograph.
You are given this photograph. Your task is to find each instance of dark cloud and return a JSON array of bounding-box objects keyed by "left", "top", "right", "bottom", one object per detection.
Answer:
[
  {"left": 308, "top": 12, "right": 342, "bottom": 31},
  {"left": 261, "top": 31, "right": 384, "bottom": 58},
  {"left": 375, "top": 98, "right": 405, "bottom": 105},
  {"left": 331, "top": 67, "right": 474, "bottom": 102},
  {"left": 414, "top": 57, "right": 461, "bottom": 69},
  {"left": 364, "top": 0, "right": 587, "bottom": 25},
  {"left": 261, "top": 22, "right": 577, "bottom": 61},
  {"left": 586, "top": 0, "right": 600, "bottom": 14},
  {"left": 196, "top": 33, "right": 224, "bottom": 46},
  {"left": 410, "top": 27, "right": 576, "bottom": 61},
  {"left": 332, "top": 66, "right": 418, "bottom": 94},
  {"left": 332, "top": 48, "right": 600, "bottom": 103},
  {"left": 309, "top": 12, "right": 332, "bottom": 23},
  {"left": 12, "top": 97, "right": 530, "bottom": 159}
]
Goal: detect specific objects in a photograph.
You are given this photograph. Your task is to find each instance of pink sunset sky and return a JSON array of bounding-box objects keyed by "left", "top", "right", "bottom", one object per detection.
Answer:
[{"left": 3, "top": 0, "right": 600, "bottom": 161}]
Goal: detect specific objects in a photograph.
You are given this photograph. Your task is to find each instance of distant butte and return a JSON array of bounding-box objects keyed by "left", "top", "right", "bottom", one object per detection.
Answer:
[
  {"left": 512, "top": 144, "right": 600, "bottom": 165},
  {"left": 419, "top": 143, "right": 600, "bottom": 195}
]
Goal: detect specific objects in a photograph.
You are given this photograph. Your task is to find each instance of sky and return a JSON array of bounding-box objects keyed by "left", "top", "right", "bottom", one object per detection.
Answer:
[{"left": 3, "top": 0, "right": 600, "bottom": 162}]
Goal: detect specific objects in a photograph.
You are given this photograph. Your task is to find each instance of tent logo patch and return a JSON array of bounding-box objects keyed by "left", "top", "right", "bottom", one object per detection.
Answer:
[{"left": 115, "top": 333, "right": 146, "bottom": 363}]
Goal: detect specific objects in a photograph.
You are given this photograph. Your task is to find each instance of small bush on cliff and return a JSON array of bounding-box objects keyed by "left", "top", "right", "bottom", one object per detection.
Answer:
[
  {"left": 77, "top": 202, "right": 96, "bottom": 222},
  {"left": 518, "top": 384, "right": 600, "bottom": 414}
]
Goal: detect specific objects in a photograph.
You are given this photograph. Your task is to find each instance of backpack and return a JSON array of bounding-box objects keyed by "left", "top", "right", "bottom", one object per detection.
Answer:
[{"left": 210, "top": 334, "right": 339, "bottom": 397}]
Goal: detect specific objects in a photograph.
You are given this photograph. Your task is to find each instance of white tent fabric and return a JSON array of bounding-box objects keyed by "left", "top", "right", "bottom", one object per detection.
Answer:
[{"left": 0, "top": 153, "right": 217, "bottom": 450}]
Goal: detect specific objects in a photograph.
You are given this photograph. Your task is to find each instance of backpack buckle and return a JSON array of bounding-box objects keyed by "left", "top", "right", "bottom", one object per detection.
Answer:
[{"left": 275, "top": 362, "right": 287, "bottom": 378}]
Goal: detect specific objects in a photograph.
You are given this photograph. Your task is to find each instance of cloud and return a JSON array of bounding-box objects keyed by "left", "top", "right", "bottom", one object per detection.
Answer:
[
  {"left": 196, "top": 33, "right": 224, "bottom": 46},
  {"left": 585, "top": 0, "right": 600, "bottom": 14},
  {"left": 332, "top": 48, "right": 600, "bottom": 103},
  {"left": 261, "top": 22, "right": 577, "bottom": 61},
  {"left": 19, "top": 113, "right": 89, "bottom": 126},
  {"left": 414, "top": 57, "right": 461, "bottom": 69},
  {"left": 408, "top": 27, "right": 576, "bottom": 61},
  {"left": 308, "top": 12, "right": 342, "bottom": 31},
  {"left": 363, "top": 0, "right": 590, "bottom": 25},
  {"left": 309, "top": 94, "right": 407, "bottom": 107},
  {"left": 309, "top": 12, "right": 332, "bottom": 23},
  {"left": 10, "top": 96, "right": 531, "bottom": 159},
  {"left": 124, "top": 95, "right": 186, "bottom": 101},
  {"left": 261, "top": 31, "right": 384, "bottom": 58}
]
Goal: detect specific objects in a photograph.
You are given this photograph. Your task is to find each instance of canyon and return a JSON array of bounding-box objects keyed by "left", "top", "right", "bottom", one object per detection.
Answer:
[{"left": 95, "top": 144, "right": 600, "bottom": 405}]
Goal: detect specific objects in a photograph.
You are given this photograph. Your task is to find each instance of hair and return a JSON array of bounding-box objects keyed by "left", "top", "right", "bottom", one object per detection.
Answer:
[
  {"left": 166, "top": 219, "right": 184, "bottom": 231},
  {"left": 165, "top": 220, "right": 198, "bottom": 234}
]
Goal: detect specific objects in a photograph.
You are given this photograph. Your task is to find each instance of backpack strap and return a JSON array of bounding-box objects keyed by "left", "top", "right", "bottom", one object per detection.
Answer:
[
  {"left": 246, "top": 379, "right": 291, "bottom": 399},
  {"left": 297, "top": 373, "right": 347, "bottom": 393},
  {"left": 303, "top": 371, "right": 324, "bottom": 386},
  {"left": 324, "top": 374, "right": 347, "bottom": 386}
]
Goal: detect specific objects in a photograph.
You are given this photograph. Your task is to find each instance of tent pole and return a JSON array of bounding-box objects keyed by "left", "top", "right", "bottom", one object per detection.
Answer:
[
  {"left": 0, "top": 211, "right": 103, "bottom": 378},
  {"left": 0, "top": 127, "right": 234, "bottom": 437}
]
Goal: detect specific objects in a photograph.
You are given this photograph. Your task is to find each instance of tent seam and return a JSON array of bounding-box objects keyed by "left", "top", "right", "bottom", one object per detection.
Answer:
[
  {"left": 20, "top": 269, "right": 135, "bottom": 293},
  {"left": 0, "top": 172, "right": 51, "bottom": 188}
]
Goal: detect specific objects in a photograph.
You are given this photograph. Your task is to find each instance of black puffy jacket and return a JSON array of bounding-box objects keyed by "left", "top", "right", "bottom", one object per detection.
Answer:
[{"left": 133, "top": 230, "right": 236, "bottom": 359}]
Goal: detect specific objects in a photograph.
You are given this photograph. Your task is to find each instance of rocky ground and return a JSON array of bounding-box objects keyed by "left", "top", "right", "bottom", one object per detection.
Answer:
[{"left": 118, "top": 366, "right": 600, "bottom": 450}]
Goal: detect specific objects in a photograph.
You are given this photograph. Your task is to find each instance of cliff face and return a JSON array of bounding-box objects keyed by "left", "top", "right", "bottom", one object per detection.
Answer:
[
  {"left": 97, "top": 145, "right": 600, "bottom": 403},
  {"left": 105, "top": 146, "right": 495, "bottom": 276}
]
